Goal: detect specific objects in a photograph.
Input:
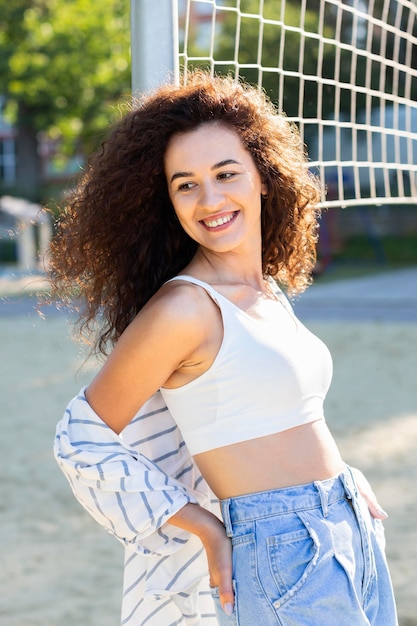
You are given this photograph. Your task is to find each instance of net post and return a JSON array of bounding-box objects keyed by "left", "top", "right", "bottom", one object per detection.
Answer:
[{"left": 130, "top": 0, "right": 179, "bottom": 95}]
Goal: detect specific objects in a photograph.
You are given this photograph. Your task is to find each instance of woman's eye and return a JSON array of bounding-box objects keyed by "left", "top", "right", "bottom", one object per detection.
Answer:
[
  {"left": 218, "top": 172, "right": 235, "bottom": 180},
  {"left": 177, "top": 182, "right": 195, "bottom": 192}
]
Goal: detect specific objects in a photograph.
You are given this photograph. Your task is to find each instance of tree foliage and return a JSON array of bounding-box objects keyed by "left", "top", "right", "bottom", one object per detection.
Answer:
[
  {"left": 0, "top": 0, "right": 131, "bottom": 196},
  {"left": 1, "top": 0, "right": 131, "bottom": 146}
]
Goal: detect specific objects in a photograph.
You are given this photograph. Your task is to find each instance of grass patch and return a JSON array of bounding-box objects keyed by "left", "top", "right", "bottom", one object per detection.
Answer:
[
  {"left": 333, "top": 233, "right": 417, "bottom": 265},
  {"left": 314, "top": 263, "right": 407, "bottom": 284},
  {"left": 315, "top": 232, "right": 417, "bottom": 283}
]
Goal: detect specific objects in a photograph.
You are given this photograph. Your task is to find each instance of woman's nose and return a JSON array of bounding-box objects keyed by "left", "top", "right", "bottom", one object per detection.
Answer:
[{"left": 199, "top": 182, "right": 225, "bottom": 210}]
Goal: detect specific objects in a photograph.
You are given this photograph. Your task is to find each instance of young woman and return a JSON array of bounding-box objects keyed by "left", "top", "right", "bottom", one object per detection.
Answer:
[{"left": 51, "top": 71, "right": 397, "bottom": 625}]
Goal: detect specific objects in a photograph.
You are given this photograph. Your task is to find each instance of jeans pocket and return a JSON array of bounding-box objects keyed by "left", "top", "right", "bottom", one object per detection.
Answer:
[{"left": 265, "top": 513, "right": 319, "bottom": 600}]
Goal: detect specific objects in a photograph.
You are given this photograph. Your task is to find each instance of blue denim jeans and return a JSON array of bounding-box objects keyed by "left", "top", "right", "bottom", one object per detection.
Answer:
[{"left": 211, "top": 467, "right": 397, "bottom": 625}]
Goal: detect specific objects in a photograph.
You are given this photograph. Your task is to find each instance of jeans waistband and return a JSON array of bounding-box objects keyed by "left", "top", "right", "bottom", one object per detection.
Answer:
[{"left": 221, "top": 466, "right": 358, "bottom": 535}]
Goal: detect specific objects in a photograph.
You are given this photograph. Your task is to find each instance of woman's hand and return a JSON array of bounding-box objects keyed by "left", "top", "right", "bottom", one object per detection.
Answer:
[
  {"left": 198, "top": 514, "right": 234, "bottom": 616},
  {"left": 168, "top": 503, "right": 234, "bottom": 615},
  {"left": 350, "top": 466, "right": 388, "bottom": 519}
]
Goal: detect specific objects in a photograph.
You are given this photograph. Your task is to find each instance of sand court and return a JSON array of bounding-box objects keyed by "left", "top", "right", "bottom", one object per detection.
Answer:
[{"left": 1, "top": 268, "right": 416, "bottom": 625}]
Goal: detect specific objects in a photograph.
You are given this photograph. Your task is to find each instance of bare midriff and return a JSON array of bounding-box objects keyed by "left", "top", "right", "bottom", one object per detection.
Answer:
[{"left": 193, "top": 419, "right": 345, "bottom": 500}]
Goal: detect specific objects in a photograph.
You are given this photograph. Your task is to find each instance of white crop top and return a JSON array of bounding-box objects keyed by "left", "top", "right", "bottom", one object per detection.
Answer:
[{"left": 160, "top": 276, "right": 333, "bottom": 455}]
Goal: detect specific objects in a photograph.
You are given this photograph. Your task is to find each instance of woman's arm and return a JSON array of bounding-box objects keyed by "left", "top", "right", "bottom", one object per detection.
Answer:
[
  {"left": 54, "top": 389, "right": 205, "bottom": 555},
  {"left": 85, "top": 282, "right": 217, "bottom": 434}
]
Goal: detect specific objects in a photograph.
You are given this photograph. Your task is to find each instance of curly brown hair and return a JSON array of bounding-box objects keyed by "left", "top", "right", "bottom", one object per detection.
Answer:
[{"left": 49, "top": 70, "right": 321, "bottom": 355}]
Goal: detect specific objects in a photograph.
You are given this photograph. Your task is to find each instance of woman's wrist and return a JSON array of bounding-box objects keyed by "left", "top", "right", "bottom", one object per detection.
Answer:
[{"left": 168, "top": 502, "right": 225, "bottom": 540}]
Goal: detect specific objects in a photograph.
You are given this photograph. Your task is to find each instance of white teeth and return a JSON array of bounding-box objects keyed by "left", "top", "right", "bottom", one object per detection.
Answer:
[{"left": 204, "top": 213, "right": 235, "bottom": 228}]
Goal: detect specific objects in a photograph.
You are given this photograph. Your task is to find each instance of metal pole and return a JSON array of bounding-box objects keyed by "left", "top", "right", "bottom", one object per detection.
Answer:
[{"left": 130, "top": 0, "right": 179, "bottom": 96}]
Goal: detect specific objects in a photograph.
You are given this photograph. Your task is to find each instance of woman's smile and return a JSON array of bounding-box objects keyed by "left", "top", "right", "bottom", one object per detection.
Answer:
[{"left": 200, "top": 210, "right": 239, "bottom": 231}]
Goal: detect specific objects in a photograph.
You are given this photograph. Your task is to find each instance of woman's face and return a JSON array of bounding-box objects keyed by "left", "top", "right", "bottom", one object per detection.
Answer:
[{"left": 164, "top": 122, "right": 267, "bottom": 255}]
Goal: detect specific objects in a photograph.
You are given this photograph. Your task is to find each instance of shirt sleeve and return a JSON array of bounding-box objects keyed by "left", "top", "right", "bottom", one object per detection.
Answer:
[{"left": 53, "top": 389, "right": 206, "bottom": 557}]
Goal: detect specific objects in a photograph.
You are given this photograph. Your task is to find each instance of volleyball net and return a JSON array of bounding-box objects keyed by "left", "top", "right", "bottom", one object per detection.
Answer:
[{"left": 176, "top": 0, "right": 417, "bottom": 209}]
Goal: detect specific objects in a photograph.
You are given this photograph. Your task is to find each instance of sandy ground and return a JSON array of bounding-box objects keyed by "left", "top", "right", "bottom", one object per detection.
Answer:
[{"left": 0, "top": 272, "right": 416, "bottom": 625}]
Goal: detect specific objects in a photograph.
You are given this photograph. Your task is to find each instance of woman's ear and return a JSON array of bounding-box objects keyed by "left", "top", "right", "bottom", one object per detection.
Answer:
[{"left": 261, "top": 183, "right": 268, "bottom": 198}]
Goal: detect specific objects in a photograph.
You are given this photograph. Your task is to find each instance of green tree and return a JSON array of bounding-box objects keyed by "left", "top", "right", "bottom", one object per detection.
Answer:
[{"left": 0, "top": 0, "right": 131, "bottom": 199}]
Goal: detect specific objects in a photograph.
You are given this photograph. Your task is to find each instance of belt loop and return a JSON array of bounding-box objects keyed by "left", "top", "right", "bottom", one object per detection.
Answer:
[
  {"left": 314, "top": 480, "right": 329, "bottom": 518},
  {"left": 344, "top": 464, "right": 358, "bottom": 500},
  {"left": 220, "top": 499, "right": 233, "bottom": 537}
]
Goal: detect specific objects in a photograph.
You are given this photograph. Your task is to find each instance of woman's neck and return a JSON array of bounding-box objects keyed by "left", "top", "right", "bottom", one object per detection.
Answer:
[{"left": 185, "top": 247, "right": 265, "bottom": 291}]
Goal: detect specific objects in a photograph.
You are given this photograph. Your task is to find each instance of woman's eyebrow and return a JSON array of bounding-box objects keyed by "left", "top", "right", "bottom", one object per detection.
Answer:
[
  {"left": 170, "top": 171, "right": 193, "bottom": 183},
  {"left": 170, "top": 159, "right": 241, "bottom": 184},
  {"left": 212, "top": 159, "right": 241, "bottom": 169}
]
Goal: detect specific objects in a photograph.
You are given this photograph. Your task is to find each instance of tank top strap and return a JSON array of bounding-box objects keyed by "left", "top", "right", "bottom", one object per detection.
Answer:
[
  {"left": 165, "top": 275, "right": 220, "bottom": 303},
  {"left": 266, "top": 276, "right": 295, "bottom": 316}
]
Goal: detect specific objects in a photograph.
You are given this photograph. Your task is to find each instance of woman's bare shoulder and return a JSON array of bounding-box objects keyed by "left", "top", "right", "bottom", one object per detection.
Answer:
[{"left": 144, "top": 278, "right": 217, "bottom": 327}]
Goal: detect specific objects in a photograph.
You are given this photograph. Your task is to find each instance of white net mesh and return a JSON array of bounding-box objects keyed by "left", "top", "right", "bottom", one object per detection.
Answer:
[{"left": 178, "top": 0, "right": 417, "bottom": 208}]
